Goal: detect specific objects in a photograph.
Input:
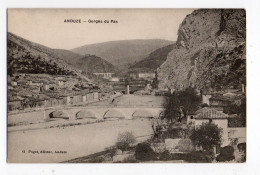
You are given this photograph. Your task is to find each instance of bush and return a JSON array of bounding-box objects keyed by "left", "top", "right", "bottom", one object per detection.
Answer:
[
  {"left": 237, "top": 143, "right": 246, "bottom": 162},
  {"left": 135, "top": 142, "right": 157, "bottom": 161},
  {"left": 171, "top": 153, "right": 189, "bottom": 160},
  {"left": 237, "top": 143, "right": 246, "bottom": 152},
  {"left": 116, "top": 131, "right": 136, "bottom": 153},
  {"left": 176, "top": 139, "right": 194, "bottom": 152},
  {"left": 158, "top": 150, "right": 172, "bottom": 161},
  {"left": 159, "top": 126, "right": 190, "bottom": 141},
  {"left": 121, "top": 155, "right": 139, "bottom": 163},
  {"left": 216, "top": 146, "right": 235, "bottom": 162},
  {"left": 186, "top": 151, "right": 214, "bottom": 163},
  {"left": 105, "top": 146, "right": 117, "bottom": 161},
  {"left": 88, "top": 156, "right": 104, "bottom": 163}
]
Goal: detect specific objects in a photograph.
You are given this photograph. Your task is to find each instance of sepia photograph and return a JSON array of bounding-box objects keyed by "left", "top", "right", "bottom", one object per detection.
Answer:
[{"left": 7, "top": 8, "right": 246, "bottom": 163}]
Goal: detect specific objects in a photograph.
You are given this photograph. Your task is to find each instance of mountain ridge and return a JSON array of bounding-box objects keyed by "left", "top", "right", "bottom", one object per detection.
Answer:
[
  {"left": 7, "top": 32, "right": 116, "bottom": 77},
  {"left": 70, "top": 39, "right": 174, "bottom": 69}
]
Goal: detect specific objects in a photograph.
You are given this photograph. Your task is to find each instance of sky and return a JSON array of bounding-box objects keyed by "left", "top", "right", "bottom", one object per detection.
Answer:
[{"left": 8, "top": 9, "right": 194, "bottom": 50}]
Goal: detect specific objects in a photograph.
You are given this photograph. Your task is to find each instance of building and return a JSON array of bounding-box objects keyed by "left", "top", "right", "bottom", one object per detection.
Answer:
[
  {"left": 187, "top": 107, "right": 234, "bottom": 147},
  {"left": 109, "top": 77, "right": 120, "bottom": 82},
  {"left": 8, "top": 99, "right": 22, "bottom": 111},
  {"left": 57, "top": 80, "right": 64, "bottom": 87},
  {"left": 202, "top": 94, "right": 212, "bottom": 106},
  {"left": 11, "top": 81, "right": 17, "bottom": 86},
  {"left": 28, "top": 81, "right": 43, "bottom": 87},
  {"left": 130, "top": 72, "right": 155, "bottom": 80},
  {"left": 93, "top": 92, "right": 99, "bottom": 100},
  {"left": 42, "top": 84, "right": 50, "bottom": 91},
  {"left": 209, "top": 96, "right": 231, "bottom": 111},
  {"left": 93, "top": 73, "right": 114, "bottom": 79}
]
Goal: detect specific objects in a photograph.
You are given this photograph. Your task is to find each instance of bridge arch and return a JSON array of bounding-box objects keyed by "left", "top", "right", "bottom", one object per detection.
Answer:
[
  {"left": 49, "top": 110, "right": 70, "bottom": 119},
  {"left": 132, "top": 109, "right": 154, "bottom": 119},
  {"left": 76, "top": 110, "right": 97, "bottom": 119},
  {"left": 103, "top": 109, "right": 126, "bottom": 119}
]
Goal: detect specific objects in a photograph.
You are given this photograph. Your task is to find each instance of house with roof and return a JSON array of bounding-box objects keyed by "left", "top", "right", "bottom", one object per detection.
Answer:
[
  {"left": 187, "top": 107, "right": 235, "bottom": 147},
  {"left": 209, "top": 96, "right": 231, "bottom": 111},
  {"left": 11, "top": 81, "right": 17, "bottom": 86}
]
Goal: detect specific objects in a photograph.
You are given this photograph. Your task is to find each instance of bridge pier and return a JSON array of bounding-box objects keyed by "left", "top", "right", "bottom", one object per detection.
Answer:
[{"left": 126, "top": 85, "right": 130, "bottom": 94}]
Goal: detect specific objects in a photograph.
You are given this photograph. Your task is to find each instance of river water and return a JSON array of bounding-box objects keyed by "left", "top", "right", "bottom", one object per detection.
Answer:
[{"left": 8, "top": 118, "right": 154, "bottom": 163}]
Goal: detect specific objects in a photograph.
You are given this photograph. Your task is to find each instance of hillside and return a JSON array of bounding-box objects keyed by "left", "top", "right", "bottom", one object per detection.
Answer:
[
  {"left": 7, "top": 32, "right": 115, "bottom": 77},
  {"left": 129, "top": 44, "right": 175, "bottom": 73},
  {"left": 52, "top": 49, "right": 116, "bottom": 74},
  {"left": 157, "top": 9, "right": 246, "bottom": 91},
  {"left": 73, "top": 55, "right": 116, "bottom": 74},
  {"left": 70, "top": 39, "right": 174, "bottom": 68},
  {"left": 7, "top": 32, "right": 79, "bottom": 76}
]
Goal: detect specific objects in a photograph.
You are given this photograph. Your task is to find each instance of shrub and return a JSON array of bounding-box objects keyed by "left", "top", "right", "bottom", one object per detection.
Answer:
[
  {"left": 216, "top": 146, "right": 235, "bottom": 162},
  {"left": 121, "top": 155, "right": 139, "bottom": 163},
  {"left": 158, "top": 150, "right": 172, "bottom": 161},
  {"left": 171, "top": 153, "right": 189, "bottom": 160},
  {"left": 135, "top": 142, "right": 157, "bottom": 161},
  {"left": 160, "top": 126, "right": 190, "bottom": 141},
  {"left": 237, "top": 143, "right": 246, "bottom": 162},
  {"left": 116, "top": 131, "right": 136, "bottom": 153},
  {"left": 176, "top": 139, "right": 194, "bottom": 152},
  {"left": 88, "top": 156, "right": 104, "bottom": 163},
  {"left": 105, "top": 146, "right": 117, "bottom": 161},
  {"left": 237, "top": 143, "right": 246, "bottom": 152},
  {"left": 186, "top": 151, "right": 214, "bottom": 163}
]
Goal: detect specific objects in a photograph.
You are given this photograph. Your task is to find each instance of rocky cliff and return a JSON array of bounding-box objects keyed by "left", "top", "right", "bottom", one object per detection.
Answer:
[{"left": 157, "top": 9, "right": 246, "bottom": 91}]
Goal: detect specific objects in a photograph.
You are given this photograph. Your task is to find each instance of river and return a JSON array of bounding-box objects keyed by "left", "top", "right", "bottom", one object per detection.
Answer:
[{"left": 8, "top": 118, "right": 154, "bottom": 163}]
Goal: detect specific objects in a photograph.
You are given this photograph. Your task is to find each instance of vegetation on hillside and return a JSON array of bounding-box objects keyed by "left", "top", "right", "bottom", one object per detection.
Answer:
[
  {"left": 7, "top": 39, "right": 75, "bottom": 76},
  {"left": 71, "top": 39, "right": 174, "bottom": 69},
  {"left": 7, "top": 32, "right": 116, "bottom": 77},
  {"left": 130, "top": 44, "right": 174, "bottom": 72}
]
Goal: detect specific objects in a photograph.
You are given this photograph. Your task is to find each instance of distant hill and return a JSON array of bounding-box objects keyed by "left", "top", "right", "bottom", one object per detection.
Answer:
[
  {"left": 70, "top": 39, "right": 174, "bottom": 69},
  {"left": 52, "top": 49, "right": 116, "bottom": 74},
  {"left": 129, "top": 44, "right": 175, "bottom": 73},
  {"left": 7, "top": 32, "right": 115, "bottom": 77}
]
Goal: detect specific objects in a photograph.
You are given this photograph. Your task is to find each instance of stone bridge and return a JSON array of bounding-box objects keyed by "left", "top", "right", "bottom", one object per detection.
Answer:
[{"left": 44, "top": 106, "right": 165, "bottom": 120}]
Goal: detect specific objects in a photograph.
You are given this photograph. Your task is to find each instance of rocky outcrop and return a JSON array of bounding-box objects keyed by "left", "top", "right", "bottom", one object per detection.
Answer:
[{"left": 157, "top": 9, "right": 246, "bottom": 91}]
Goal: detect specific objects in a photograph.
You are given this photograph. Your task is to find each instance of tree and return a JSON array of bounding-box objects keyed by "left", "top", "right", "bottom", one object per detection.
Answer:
[
  {"left": 163, "top": 92, "right": 181, "bottom": 123},
  {"left": 177, "top": 87, "right": 201, "bottom": 117},
  {"left": 135, "top": 142, "right": 157, "bottom": 161},
  {"left": 116, "top": 131, "right": 136, "bottom": 153},
  {"left": 190, "top": 122, "right": 222, "bottom": 152},
  {"left": 216, "top": 146, "right": 235, "bottom": 162},
  {"left": 163, "top": 87, "right": 201, "bottom": 123},
  {"left": 223, "top": 95, "right": 246, "bottom": 127}
]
